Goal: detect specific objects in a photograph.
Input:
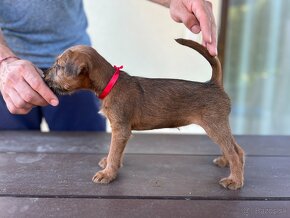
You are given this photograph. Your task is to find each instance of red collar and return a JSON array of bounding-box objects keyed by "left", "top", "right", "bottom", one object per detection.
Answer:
[{"left": 98, "top": 65, "right": 123, "bottom": 100}]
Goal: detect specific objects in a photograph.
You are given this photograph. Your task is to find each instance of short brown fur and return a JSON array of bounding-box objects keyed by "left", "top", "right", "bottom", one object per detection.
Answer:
[{"left": 44, "top": 39, "right": 245, "bottom": 190}]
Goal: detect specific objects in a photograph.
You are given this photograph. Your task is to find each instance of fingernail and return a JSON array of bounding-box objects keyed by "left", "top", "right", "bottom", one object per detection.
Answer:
[
  {"left": 192, "top": 25, "right": 201, "bottom": 34},
  {"left": 210, "top": 49, "right": 218, "bottom": 56},
  {"left": 50, "top": 99, "right": 59, "bottom": 106}
]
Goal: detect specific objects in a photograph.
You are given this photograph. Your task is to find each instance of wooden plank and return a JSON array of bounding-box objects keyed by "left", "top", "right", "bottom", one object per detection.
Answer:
[
  {"left": 0, "top": 153, "right": 290, "bottom": 199},
  {"left": 0, "top": 197, "right": 289, "bottom": 218},
  {"left": 0, "top": 131, "right": 290, "bottom": 156}
]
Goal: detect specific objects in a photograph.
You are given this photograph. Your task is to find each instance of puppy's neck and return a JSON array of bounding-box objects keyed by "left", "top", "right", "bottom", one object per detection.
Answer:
[{"left": 89, "top": 55, "right": 115, "bottom": 96}]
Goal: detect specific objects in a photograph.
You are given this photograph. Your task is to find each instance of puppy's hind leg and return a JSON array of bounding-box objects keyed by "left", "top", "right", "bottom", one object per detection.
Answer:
[
  {"left": 201, "top": 118, "right": 245, "bottom": 190},
  {"left": 92, "top": 124, "right": 131, "bottom": 184}
]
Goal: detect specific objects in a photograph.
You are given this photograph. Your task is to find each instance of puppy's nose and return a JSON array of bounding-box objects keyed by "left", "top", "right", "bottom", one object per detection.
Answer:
[{"left": 43, "top": 67, "right": 56, "bottom": 80}]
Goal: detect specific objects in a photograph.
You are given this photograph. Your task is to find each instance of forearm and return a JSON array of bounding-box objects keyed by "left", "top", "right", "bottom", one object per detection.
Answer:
[
  {"left": 147, "top": 0, "right": 170, "bottom": 7},
  {"left": 0, "top": 29, "right": 16, "bottom": 59}
]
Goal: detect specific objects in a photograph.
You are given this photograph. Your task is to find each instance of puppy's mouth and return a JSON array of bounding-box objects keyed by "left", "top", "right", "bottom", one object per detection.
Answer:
[
  {"left": 50, "top": 86, "right": 70, "bottom": 95},
  {"left": 45, "top": 80, "right": 71, "bottom": 96},
  {"left": 43, "top": 73, "right": 70, "bottom": 96}
]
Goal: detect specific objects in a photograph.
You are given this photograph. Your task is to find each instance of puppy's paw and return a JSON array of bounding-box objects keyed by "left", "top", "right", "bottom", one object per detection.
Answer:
[
  {"left": 92, "top": 170, "right": 117, "bottom": 184},
  {"left": 213, "top": 156, "right": 229, "bottom": 168},
  {"left": 219, "top": 177, "right": 244, "bottom": 190},
  {"left": 98, "top": 157, "right": 107, "bottom": 169}
]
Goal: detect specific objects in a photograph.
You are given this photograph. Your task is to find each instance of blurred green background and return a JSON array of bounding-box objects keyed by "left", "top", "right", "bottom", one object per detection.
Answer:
[{"left": 225, "top": 0, "right": 290, "bottom": 134}]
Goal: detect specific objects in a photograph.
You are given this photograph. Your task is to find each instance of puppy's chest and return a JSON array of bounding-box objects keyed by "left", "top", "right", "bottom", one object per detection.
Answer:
[{"left": 98, "top": 104, "right": 109, "bottom": 118}]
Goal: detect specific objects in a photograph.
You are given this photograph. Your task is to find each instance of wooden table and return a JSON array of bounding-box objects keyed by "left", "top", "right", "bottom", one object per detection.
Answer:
[{"left": 0, "top": 132, "right": 289, "bottom": 218}]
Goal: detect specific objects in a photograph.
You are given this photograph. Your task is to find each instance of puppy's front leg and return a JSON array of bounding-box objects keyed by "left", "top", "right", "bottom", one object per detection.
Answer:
[{"left": 92, "top": 125, "right": 131, "bottom": 184}]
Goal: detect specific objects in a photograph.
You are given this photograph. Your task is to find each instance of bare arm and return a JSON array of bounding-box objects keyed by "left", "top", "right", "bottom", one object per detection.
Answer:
[
  {"left": 0, "top": 29, "right": 58, "bottom": 114},
  {"left": 148, "top": 0, "right": 217, "bottom": 56},
  {"left": 0, "top": 30, "right": 16, "bottom": 59}
]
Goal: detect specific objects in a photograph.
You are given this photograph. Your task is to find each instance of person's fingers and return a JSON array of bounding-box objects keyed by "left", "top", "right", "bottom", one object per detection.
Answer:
[
  {"left": 191, "top": 0, "right": 213, "bottom": 45},
  {"left": 3, "top": 90, "right": 32, "bottom": 114},
  {"left": 206, "top": 18, "right": 217, "bottom": 55},
  {"left": 2, "top": 60, "right": 52, "bottom": 107},
  {"left": 191, "top": 24, "right": 201, "bottom": 34},
  {"left": 170, "top": 2, "right": 201, "bottom": 34},
  {"left": 34, "top": 67, "right": 45, "bottom": 78},
  {"left": 14, "top": 77, "right": 48, "bottom": 107},
  {"left": 204, "top": 1, "right": 217, "bottom": 56},
  {"left": 170, "top": 0, "right": 184, "bottom": 23},
  {"left": 0, "top": 59, "right": 59, "bottom": 114},
  {"left": 22, "top": 68, "right": 59, "bottom": 106},
  {"left": 7, "top": 87, "right": 34, "bottom": 110},
  {"left": 181, "top": 12, "right": 202, "bottom": 34},
  {"left": 170, "top": 0, "right": 218, "bottom": 56}
]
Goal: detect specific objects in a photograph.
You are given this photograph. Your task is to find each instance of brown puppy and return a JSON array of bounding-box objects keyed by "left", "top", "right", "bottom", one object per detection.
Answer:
[{"left": 44, "top": 39, "right": 245, "bottom": 190}]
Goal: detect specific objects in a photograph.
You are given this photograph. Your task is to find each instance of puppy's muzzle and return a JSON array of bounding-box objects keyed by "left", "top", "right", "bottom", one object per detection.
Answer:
[{"left": 43, "top": 68, "right": 64, "bottom": 95}]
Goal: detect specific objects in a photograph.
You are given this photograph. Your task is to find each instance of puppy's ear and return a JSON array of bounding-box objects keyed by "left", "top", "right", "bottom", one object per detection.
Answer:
[{"left": 76, "top": 63, "right": 88, "bottom": 75}]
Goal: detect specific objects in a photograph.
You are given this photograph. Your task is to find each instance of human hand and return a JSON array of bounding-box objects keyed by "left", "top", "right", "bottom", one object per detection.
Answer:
[
  {"left": 169, "top": 0, "right": 217, "bottom": 56},
  {"left": 0, "top": 58, "right": 59, "bottom": 114}
]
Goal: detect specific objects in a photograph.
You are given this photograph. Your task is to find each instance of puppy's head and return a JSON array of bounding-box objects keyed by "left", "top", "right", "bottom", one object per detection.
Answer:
[{"left": 44, "top": 45, "right": 95, "bottom": 95}]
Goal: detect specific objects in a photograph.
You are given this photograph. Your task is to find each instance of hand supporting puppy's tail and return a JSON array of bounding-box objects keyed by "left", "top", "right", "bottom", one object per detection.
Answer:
[{"left": 175, "top": 38, "right": 222, "bottom": 87}]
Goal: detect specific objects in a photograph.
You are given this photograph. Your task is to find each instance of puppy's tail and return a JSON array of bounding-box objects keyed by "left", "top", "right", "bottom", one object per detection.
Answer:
[{"left": 175, "top": 38, "right": 222, "bottom": 87}]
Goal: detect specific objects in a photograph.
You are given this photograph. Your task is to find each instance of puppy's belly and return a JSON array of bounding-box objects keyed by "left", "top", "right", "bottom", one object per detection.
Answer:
[{"left": 131, "top": 115, "right": 199, "bottom": 131}]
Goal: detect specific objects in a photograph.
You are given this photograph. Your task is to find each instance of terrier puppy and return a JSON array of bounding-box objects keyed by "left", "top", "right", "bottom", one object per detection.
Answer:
[{"left": 44, "top": 39, "right": 245, "bottom": 190}]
